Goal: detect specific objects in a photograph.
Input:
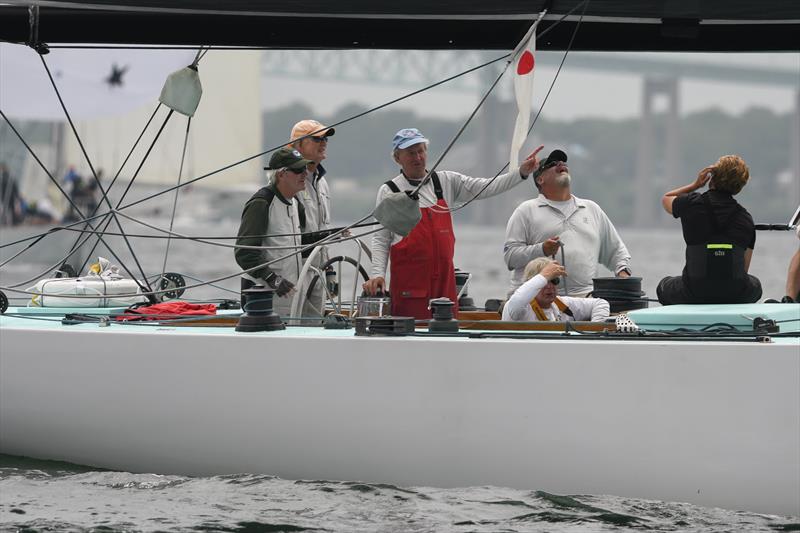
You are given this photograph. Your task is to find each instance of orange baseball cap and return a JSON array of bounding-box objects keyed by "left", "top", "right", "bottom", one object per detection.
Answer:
[{"left": 290, "top": 119, "right": 335, "bottom": 142}]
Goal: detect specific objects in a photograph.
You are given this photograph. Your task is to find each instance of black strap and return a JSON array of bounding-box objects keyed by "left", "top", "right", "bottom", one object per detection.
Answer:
[
  {"left": 430, "top": 171, "right": 443, "bottom": 200},
  {"left": 250, "top": 185, "right": 276, "bottom": 208},
  {"left": 384, "top": 180, "right": 401, "bottom": 193},
  {"left": 297, "top": 200, "right": 306, "bottom": 232},
  {"left": 384, "top": 171, "right": 443, "bottom": 200}
]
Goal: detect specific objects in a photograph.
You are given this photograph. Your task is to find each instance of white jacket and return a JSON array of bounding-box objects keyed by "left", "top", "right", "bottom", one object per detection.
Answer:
[
  {"left": 504, "top": 194, "right": 631, "bottom": 296},
  {"left": 502, "top": 274, "right": 610, "bottom": 322},
  {"left": 235, "top": 186, "right": 304, "bottom": 317},
  {"left": 371, "top": 169, "right": 527, "bottom": 279}
]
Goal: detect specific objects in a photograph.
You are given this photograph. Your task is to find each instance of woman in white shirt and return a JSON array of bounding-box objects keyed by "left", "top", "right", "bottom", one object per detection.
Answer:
[{"left": 502, "top": 257, "right": 610, "bottom": 322}]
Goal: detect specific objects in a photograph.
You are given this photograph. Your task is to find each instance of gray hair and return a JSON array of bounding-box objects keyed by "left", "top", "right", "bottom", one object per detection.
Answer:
[
  {"left": 265, "top": 168, "right": 280, "bottom": 185},
  {"left": 524, "top": 257, "right": 556, "bottom": 280}
]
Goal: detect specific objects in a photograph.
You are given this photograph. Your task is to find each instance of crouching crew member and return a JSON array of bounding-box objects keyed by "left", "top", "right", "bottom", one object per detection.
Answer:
[{"left": 502, "top": 258, "right": 610, "bottom": 322}]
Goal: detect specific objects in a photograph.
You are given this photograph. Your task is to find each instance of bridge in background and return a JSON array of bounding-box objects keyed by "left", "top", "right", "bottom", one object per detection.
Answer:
[{"left": 263, "top": 51, "right": 799, "bottom": 227}]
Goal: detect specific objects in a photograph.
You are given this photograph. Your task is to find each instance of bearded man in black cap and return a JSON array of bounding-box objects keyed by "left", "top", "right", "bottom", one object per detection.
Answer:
[{"left": 503, "top": 149, "right": 632, "bottom": 297}]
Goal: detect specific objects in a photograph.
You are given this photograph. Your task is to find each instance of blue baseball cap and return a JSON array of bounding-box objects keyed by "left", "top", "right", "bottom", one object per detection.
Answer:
[{"left": 392, "top": 128, "right": 429, "bottom": 151}]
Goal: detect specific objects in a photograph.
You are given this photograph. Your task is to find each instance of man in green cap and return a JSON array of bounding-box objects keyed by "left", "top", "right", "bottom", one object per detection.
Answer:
[{"left": 235, "top": 147, "right": 313, "bottom": 321}]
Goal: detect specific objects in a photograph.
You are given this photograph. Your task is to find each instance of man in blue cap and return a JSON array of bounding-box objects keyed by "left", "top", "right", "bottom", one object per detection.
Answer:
[{"left": 363, "top": 128, "right": 542, "bottom": 319}]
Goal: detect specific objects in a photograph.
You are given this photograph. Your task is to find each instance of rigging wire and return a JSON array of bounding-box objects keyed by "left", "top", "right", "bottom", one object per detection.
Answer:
[
  {"left": 2, "top": 5, "right": 588, "bottom": 299},
  {"left": 70, "top": 108, "right": 176, "bottom": 277},
  {"left": 0, "top": 109, "right": 129, "bottom": 272},
  {"left": 37, "top": 52, "right": 154, "bottom": 295},
  {"left": 159, "top": 115, "right": 192, "bottom": 283},
  {"left": 116, "top": 5, "right": 586, "bottom": 213},
  {"left": 426, "top": 0, "right": 590, "bottom": 216},
  {"left": 0, "top": 225, "right": 385, "bottom": 301},
  {"left": 0, "top": 219, "right": 381, "bottom": 247},
  {"left": 116, "top": 53, "right": 511, "bottom": 212},
  {"left": 59, "top": 103, "right": 163, "bottom": 264}
]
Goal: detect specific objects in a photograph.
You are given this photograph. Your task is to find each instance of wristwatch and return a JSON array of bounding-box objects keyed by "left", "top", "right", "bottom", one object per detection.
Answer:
[{"left": 264, "top": 272, "right": 283, "bottom": 289}]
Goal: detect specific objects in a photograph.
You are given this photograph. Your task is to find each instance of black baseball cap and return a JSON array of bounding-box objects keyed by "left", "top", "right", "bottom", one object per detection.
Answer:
[{"left": 533, "top": 149, "right": 568, "bottom": 179}]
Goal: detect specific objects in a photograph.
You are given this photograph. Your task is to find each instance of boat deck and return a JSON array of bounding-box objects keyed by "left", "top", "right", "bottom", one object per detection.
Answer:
[{"left": 1, "top": 303, "right": 798, "bottom": 342}]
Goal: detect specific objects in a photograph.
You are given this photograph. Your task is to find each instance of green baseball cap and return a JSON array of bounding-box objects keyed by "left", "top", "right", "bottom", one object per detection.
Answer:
[{"left": 266, "top": 148, "right": 313, "bottom": 171}]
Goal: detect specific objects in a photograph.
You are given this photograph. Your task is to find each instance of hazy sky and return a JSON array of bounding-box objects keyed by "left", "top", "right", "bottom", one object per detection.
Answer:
[
  {"left": 2, "top": 45, "right": 796, "bottom": 124},
  {"left": 262, "top": 51, "right": 799, "bottom": 121}
]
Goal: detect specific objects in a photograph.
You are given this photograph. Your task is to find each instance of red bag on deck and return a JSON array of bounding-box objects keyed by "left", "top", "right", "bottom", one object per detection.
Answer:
[{"left": 118, "top": 301, "right": 217, "bottom": 321}]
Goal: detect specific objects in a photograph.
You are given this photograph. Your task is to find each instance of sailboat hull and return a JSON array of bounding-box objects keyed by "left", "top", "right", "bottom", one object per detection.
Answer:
[{"left": 1, "top": 319, "right": 797, "bottom": 516}]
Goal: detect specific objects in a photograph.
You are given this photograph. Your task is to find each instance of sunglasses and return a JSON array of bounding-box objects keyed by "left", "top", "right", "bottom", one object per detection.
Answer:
[
  {"left": 308, "top": 136, "right": 329, "bottom": 143},
  {"left": 539, "top": 160, "right": 562, "bottom": 172},
  {"left": 549, "top": 277, "right": 560, "bottom": 286},
  {"left": 286, "top": 166, "right": 307, "bottom": 174}
]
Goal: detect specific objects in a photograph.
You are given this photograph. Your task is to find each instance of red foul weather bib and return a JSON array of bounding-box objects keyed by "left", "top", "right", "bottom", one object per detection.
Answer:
[{"left": 385, "top": 172, "right": 458, "bottom": 319}]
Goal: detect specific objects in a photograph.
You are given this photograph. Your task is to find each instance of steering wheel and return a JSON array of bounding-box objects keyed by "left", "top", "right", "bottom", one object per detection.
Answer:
[{"left": 305, "top": 255, "right": 370, "bottom": 315}]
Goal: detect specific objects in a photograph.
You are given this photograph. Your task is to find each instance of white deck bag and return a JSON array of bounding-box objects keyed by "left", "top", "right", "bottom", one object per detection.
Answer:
[{"left": 27, "top": 257, "right": 148, "bottom": 308}]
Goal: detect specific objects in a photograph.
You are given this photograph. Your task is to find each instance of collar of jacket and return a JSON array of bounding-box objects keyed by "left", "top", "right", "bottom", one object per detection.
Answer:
[
  {"left": 268, "top": 182, "right": 294, "bottom": 206},
  {"left": 310, "top": 163, "right": 327, "bottom": 188},
  {"left": 535, "top": 194, "right": 587, "bottom": 209}
]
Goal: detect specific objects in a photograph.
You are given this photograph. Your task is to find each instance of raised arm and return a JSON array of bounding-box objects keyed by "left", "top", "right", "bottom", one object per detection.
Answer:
[
  {"left": 452, "top": 146, "right": 543, "bottom": 203},
  {"left": 662, "top": 166, "right": 712, "bottom": 214}
]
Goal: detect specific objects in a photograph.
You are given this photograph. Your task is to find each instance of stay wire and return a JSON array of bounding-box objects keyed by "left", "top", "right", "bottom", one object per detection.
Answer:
[
  {"left": 113, "top": 210, "right": 377, "bottom": 251},
  {"left": 38, "top": 52, "right": 154, "bottom": 296},
  {"left": 3, "top": 218, "right": 381, "bottom": 245},
  {"left": 160, "top": 115, "right": 192, "bottom": 283},
  {"left": 61, "top": 103, "right": 162, "bottom": 263},
  {"left": 110, "top": 5, "right": 584, "bottom": 215},
  {"left": 0, "top": 224, "right": 385, "bottom": 300},
  {"left": 74, "top": 109, "right": 175, "bottom": 277},
  {"left": 428, "top": 0, "right": 589, "bottom": 216},
  {"left": 117, "top": 53, "right": 512, "bottom": 212},
  {"left": 6, "top": 221, "right": 110, "bottom": 288},
  {"left": 114, "top": 1, "right": 586, "bottom": 215},
  {"left": 3, "top": 11, "right": 584, "bottom": 294},
  {"left": 0, "top": 109, "right": 129, "bottom": 273}
]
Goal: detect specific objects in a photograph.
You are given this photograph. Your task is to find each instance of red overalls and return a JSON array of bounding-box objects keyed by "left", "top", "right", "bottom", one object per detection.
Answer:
[{"left": 385, "top": 173, "right": 458, "bottom": 319}]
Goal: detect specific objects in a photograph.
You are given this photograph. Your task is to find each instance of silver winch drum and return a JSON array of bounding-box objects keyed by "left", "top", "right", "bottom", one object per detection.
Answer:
[{"left": 355, "top": 292, "right": 392, "bottom": 317}]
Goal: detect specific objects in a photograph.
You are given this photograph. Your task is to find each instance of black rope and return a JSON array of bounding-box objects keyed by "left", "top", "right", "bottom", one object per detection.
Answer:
[
  {"left": 37, "top": 53, "right": 154, "bottom": 297},
  {"left": 74, "top": 109, "right": 175, "bottom": 277},
  {"left": 112, "top": 6, "right": 587, "bottom": 218},
  {"left": 0, "top": 110, "right": 137, "bottom": 278},
  {"left": 61, "top": 104, "right": 162, "bottom": 263},
  {"left": 1, "top": 5, "right": 588, "bottom": 302},
  {"left": 432, "top": 0, "right": 590, "bottom": 215},
  {"left": 117, "top": 54, "right": 511, "bottom": 212},
  {"left": 1, "top": 219, "right": 381, "bottom": 246}
]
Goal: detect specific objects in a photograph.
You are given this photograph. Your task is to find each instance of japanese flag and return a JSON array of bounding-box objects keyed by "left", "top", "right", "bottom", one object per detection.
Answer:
[{"left": 509, "top": 23, "right": 539, "bottom": 171}]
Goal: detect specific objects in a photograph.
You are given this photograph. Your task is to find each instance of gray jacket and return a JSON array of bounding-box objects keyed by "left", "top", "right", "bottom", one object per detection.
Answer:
[{"left": 504, "top": 194, "right": 631, "bottom": 296}]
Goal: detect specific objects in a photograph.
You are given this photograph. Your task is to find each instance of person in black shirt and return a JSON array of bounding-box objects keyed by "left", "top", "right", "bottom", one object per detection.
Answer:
[{"left": 657, "top": 155, "right": 761, "bottom": 305}]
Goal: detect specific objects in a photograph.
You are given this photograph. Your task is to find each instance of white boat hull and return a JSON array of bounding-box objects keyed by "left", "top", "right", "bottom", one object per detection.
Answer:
[{"left": 0, "top": 321, "right": 798, "bottom": 516}]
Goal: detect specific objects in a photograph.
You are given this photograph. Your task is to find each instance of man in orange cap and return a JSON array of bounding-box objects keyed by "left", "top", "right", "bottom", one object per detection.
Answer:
[{"left": 289, "top": 119, "right": 336, "bottom": 316}]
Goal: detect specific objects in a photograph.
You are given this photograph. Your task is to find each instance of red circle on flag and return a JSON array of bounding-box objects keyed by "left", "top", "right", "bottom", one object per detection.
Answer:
[{"left": 517, "top": 51, "right": 535, "bottom": 75}]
